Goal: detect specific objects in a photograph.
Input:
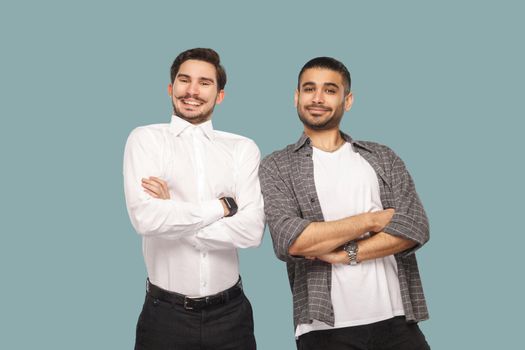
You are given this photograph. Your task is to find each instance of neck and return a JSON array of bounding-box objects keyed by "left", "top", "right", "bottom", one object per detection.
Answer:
[
  {"left": 304, "top": 126, "right": 345, "bottom": 152},
  {"left": 174, "top": 114, "right": 212, "bottom": 126}
]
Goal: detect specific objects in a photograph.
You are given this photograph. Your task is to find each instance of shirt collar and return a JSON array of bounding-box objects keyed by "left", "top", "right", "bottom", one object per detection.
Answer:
[
  {"left": 292, "top": 130, "right": 373, "bottom": 152},
  {"left": 169, "top": 115, "right": 215, "bottom": 140}
]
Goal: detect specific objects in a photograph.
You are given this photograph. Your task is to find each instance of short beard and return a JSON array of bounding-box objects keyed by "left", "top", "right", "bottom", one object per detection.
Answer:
[
  {"left": 297, "top": 106, "right": 344, "bottom": 130},
  {"left": 172, "top": 94, "right": 215, "bottom": 125}
]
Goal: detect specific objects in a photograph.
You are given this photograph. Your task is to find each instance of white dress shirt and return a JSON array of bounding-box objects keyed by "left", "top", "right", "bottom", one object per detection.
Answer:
[{"left": 123, "top": 115, "right": 265, "bottom": 297}]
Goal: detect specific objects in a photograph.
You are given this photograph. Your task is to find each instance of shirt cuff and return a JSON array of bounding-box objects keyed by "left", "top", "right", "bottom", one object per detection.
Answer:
[
  {"left": 383, "top": 214, "right": 427, "bottom": 256},
  {"left": 286, "top": 218, "right": 312, "bottom": 261},
  {"left": 201, "top": 199, "right": 224, "bottom": 227}
]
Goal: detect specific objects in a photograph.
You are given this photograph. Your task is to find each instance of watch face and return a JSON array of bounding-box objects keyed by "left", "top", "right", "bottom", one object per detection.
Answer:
[
  {"left": 344, "top": 241, "right": 358, "bottom": 265},
  {"left": 226, "top": 197, "right": 237, "bottom": 209},
  {"left": 344, "top": 241, "right": 357, "bottom": 253}
]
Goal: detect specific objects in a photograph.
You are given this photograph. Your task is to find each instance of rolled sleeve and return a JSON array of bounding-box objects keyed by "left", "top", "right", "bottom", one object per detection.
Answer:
[
  {"left": 382, "top": 154, "right": 429, "bottom": 256},
  {"left": 259, "top": 157, "right": 311, "bottom": 262}
]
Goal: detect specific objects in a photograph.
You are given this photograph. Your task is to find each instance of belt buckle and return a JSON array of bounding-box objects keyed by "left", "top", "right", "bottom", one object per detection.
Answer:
[{"left": 184, "top": 297, "right": 194, "bottom": 310}]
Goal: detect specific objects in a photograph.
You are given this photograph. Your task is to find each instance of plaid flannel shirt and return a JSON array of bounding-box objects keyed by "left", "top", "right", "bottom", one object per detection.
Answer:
[{"left": 259, "top": 132, "right": 429, "bottom": 329}]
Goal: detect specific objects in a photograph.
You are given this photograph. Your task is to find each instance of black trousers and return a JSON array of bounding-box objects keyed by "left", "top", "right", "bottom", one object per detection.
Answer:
[
  {"left": 134, "top": 290, "right": 256, "bottom": 350},
  {"left": 296, "top": 316, "right": 430, "bottom": 350}
]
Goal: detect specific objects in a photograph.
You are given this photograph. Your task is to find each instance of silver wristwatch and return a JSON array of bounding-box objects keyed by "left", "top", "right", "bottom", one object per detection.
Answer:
[{"left": 343, "top": 241, "right": 359, "bottom": 265}]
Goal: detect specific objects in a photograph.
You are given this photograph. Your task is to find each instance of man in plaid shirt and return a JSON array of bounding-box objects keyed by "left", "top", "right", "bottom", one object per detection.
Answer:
[{"left": 259, "top": 57, "right": 431, "bottom": 349}]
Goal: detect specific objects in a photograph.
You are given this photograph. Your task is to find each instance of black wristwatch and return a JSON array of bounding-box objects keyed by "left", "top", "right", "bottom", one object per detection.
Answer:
[{"left": 221, "top": 197, "right": 238, "bottom": 217}]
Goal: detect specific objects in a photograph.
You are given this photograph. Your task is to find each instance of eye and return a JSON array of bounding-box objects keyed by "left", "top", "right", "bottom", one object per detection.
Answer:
[
  {"left": 178, "top": 77, "right": 189, "bottom": 83},
  {"left": 200, "top": 81, "right": 212, "bottom": 86},
  {"left": 325, "top": 89, "right": 337, "bottom": 94},
  {"left": 303, "top": 87, "right": 314, "bottom": 92}
]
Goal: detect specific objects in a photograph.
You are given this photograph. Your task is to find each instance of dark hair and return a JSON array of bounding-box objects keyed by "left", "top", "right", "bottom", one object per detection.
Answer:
[
  {"left": 170, "top": 48, "right": 227, "bottom": 90},
  {"left": 298, "top": 57, "right": 351, "bottom": 94}
]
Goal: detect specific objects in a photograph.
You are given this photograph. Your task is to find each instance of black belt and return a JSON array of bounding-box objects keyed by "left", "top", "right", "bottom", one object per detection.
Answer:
[{"left": 146, "top": 278, "right": 243, "bottom": 311}]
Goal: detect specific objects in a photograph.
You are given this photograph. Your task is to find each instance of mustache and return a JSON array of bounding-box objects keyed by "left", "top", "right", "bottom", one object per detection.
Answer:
[
  {"left": 175, "top": 94, "right": 206, "bottom": 103},
  {"left": 305, "top": 105, "right": 332, "bottom": 111}
]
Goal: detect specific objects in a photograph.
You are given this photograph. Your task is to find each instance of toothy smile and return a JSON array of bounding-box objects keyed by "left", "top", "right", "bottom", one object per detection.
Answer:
[{"left": 182, "top": 100, "right": 203, "bottom": 106}]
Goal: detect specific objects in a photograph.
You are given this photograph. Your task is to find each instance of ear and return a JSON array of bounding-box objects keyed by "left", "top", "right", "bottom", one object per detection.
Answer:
[
  {"left": 344, "top": 92, "right": 353, "bottom": 111},
  {"left": 168, "top": 84, "right": 173, "bottom": 96},
  {"left": 294, "top": 89, "right": 299, "bottom": 108},
  {"left": 215, "top": 89, "right": 225, "bottom": 105}
]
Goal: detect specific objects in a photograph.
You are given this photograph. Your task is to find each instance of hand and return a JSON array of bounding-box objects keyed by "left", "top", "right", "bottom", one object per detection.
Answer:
[
  {"left": 141, "top": 176, "right": 170, "bottom": 199},
  {"left": 314, "top": 250, "right": 348, "bottom": 265},
  {"left": 371, "top": 208, "right": 395, "bottom": 232}
]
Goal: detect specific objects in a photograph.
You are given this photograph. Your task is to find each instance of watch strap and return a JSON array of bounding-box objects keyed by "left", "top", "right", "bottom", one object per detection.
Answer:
[
  {"left": 221, "top": 197, "right": 238, "bottom": 217},
  {"left": 343, "top": 240, "right": 359, "bottom": 265}
]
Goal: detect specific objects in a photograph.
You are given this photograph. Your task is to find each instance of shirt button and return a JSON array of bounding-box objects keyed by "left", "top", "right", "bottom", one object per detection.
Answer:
[
  {"left": 202, "top": 252, "right": 207, "bottom": 258},
  {"left": 310, "top": 198, "right": 316, "bottom": 203}
]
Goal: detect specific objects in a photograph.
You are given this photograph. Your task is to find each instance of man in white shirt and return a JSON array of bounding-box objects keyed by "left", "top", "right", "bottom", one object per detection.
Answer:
[{"left": 123, "top": 48, "right": 264, "bottom": 350}]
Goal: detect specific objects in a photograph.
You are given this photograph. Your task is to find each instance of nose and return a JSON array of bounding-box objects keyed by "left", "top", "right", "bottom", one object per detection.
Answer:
[
  {"left": 187, "top": 81, "right": 199, "bottom": 96},
  {"left": 312, "top": 90, "right": 324, "bottom": 104}
]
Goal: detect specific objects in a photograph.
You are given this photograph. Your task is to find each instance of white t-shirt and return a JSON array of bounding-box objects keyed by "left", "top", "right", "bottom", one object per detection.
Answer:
[{"left": 296, "top": 142, "right": 404, "bottom": 337}]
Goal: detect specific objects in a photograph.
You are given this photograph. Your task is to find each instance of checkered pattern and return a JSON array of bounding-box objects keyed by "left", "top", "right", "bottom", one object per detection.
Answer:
[{"left": 259, "top": 132, "right": 429, "bottom": 329}]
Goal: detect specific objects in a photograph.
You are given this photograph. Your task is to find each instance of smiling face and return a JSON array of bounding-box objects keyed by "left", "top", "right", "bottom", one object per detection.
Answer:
[
  {"left": 168, "top": 59, "right": 224, "bottom": 124},
  {"left": 295, "top": 67, "right": 353, "bottom": 131}
]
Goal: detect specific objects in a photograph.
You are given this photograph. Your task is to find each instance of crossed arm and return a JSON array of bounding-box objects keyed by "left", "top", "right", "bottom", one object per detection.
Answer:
[
  {"left": 141, "top": 176, "right": 231, "bottom": 216},
  {"left": 259, "top": 154, "right": 427, "bottom": 265},
  {"left": 123, "top": 128, "right": 265, "bottom": 249},
  {"left": 307, "top": 229, "right": 416, "bottom": 265},
  {"left": 289, "top": 209, "right": 415, "bottom": 264}
]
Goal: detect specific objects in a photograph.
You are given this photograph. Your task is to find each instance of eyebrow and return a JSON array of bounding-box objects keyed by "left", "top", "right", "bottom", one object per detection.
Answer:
[
  {"left": 323, "top": 82, "right": 340, "bottom": 90},
  {"left": 199, "top": 77, "right": 215, "bottom": 84},
  {"left": 177, "top": 74, "right": 216, "bottom": 84},
  {"left": 301, "top": 81, "right": 340, "bottom": 89}
]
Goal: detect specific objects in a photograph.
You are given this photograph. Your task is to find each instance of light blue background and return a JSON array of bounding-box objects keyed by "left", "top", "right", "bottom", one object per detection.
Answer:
[{"left": 1, "top": 1, "right": 523, "bottom": 348}]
